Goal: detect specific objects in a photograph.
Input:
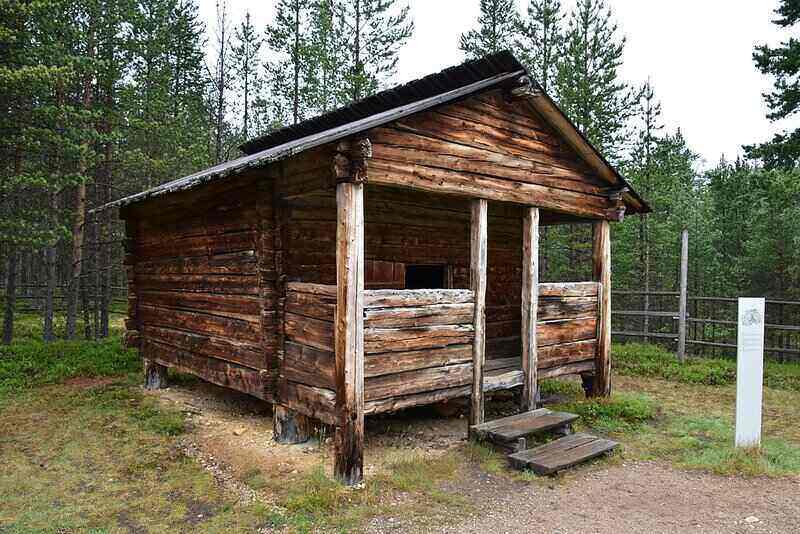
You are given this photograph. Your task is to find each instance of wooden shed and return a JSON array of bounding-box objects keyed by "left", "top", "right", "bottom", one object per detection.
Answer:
[{"left": 109, "top": 51, "right": 649, "bottom": 485}]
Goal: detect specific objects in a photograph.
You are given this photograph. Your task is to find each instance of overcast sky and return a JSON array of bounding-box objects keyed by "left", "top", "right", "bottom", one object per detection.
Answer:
[{"left": 198, "top": 0, "right": 794, "bottom": 169}]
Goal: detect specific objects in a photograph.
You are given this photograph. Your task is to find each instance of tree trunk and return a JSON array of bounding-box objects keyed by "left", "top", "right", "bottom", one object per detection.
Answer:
[
  {"left": 3, "top": 250, "right": 19, "bottom": 345},
  {"left": 43, "top": 192, "right": 58, "bottom": 342}
]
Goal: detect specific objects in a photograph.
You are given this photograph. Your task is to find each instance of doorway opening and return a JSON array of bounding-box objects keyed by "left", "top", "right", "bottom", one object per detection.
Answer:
[{"left": 405, "top": 264, "right": 447, "bottom": 289}]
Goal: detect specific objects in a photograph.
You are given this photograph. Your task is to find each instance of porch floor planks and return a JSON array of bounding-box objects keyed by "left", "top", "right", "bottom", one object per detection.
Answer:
[
  {"left": 471, "top": 408, "right": 578, "bottom": 443},
  {"left": 508, "top": 432, "right": 618, "bottom": 475}
]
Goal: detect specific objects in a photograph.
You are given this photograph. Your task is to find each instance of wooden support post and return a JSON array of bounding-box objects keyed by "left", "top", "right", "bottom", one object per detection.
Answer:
[
  {"left": 273, "top": 405, "right": 311, "bottom": 444},
  {"left": 591, "top": 220, "right": 612, "bottom": 397},
  {"left": 470, "top": 199, "right": 488, "bottom": 429},
  {"left": 334, "top": 181, "right": 365, "bottom": 486},
  {"left": 677, "top": 228, "right": 689, "bottom": 362},
  {"left": 144, "top": 359, "right": 167, "bottom": 390},
  {"left": 521, "top": 207, "right": 539, "bottom": 411}
]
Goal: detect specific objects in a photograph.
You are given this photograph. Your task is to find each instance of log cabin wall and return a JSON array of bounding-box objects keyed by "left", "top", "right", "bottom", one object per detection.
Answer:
[
  {"left": 282, "top": 185, "right": 524, "bottom": 365},
  {"left": 363, "top": 289, "right": 475, "bottom": 414},
  {"left": 280, "top": 282, "right": 337, "bottom": 424},
  {"left": 121, "top": 174, "right": 278, "bottom": 400}
]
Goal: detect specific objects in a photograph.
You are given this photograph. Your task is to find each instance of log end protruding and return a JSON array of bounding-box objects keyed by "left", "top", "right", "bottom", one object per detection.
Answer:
[{"left": 332, "top": 137, "right": 372, "bottom": 184}]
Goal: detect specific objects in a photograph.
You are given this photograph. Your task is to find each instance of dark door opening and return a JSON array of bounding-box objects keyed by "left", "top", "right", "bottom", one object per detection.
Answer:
[{"left": 405, "top": 264, "right": 447, "bottom": 289}]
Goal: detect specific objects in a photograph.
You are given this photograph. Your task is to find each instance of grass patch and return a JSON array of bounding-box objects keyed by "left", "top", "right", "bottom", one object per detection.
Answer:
[
  {"left": 614, "top": 342, "right": 800, "bottom": 392},
  {"left": 659, "top": 415, "right": 800, "bottom": 477},
  {"left": 558, "top": 392, "right": 658, "bottom": 433},
  {"left": 0, "top": 382, "right": 273, "bottom": 532},
  {"left": 0, "top": 336, "right": 139, "bottom": 401},
  {"left": 464, "top": 440, "right": 505, "bottom": 474}
]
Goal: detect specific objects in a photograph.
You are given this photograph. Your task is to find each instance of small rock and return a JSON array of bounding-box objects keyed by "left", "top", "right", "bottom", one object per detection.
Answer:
[
  {"left": 233, "top": 427, "right": 247, "bottom": 436},
  {"left": 744, "top": 516, "right": 760, "bottom": 524}
]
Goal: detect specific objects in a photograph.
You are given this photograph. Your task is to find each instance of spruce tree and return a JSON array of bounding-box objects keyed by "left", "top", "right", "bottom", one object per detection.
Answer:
[
  {"left": 335, "top": 0, "right": 413, "bottom": 101},
  {"left": 459, "top": 0, "right": 519, "bottom": 60},
  {"left": 744, "top": 0, "right": 800, "bottom": 168},
  {"left": 305, "top": 0, "right": 347, "bottom": 114},
  {"left": 555, "top": 0, "right": 635, "bottom": 162},
  {"left": 232, "top": 11, "right": 263, "bottom": 140},
  {"left": 209, "top": 0, "right": 232, "bottom": 163},
  {"left": 517, "top": 0, "right": 563, "bottom": 94}
]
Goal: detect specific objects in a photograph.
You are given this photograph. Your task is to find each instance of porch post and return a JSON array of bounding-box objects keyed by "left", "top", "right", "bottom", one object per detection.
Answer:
[
  {"left": 334, "top": 180, "right": 365, "bottom": 485},
  {"left": 591, "top": 220, "right": 612, "bottom": 397},
  {"left": 469, "top": 199, "right": 488, "bottom": 429},
  {"left": 521, "top": 207, "right": 540, "bottom": 411}
]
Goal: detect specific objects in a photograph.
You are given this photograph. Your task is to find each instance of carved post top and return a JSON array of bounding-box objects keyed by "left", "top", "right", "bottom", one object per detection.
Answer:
[
  {"left": 506, "top": 75, "right": 541, "bottom": 100},
  {"left": 332, "top": 137, "right": 372, "bottom": 184}
]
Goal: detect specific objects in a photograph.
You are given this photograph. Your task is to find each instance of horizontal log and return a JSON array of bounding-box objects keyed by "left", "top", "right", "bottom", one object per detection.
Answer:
[
  {"left": 539, "top": 360, "right": 595, "bottom": 379},
  {"left": 142, "top": 325, "right": 265, "bottom": 369},
  {"left": 136, "top": 206, "right": 260, "bottom": 245},
  {"left": 136, "top": 230, "right": 258, "bottom": 260},
  {"left": 538, "top": 317, "right": 597, "bottom": 346},
  {"left": 370, "top": 159, "right": 615, "bottom": 219},
  {"left": 285, "top": 291, "right": 336, "bottom": 322},
  {"left": 283, "top": 341, "right": 335, "bottom": 389},
  {"left": 538, "top": 296, "right": 597, "bottom": 321},
  {"left": 138, "top": 290, "right": 262, "bottom": 318},
  {"left": 138, "top": 304, "right": 261, "bottom": 343},
  {"left": 286, "top": 281, "right": 337, "bottom": 297},
  {"left": 364, "top": 384, "right": 471, "bottom": 415},
  {"left": 364, "top": 344, "right": 473, "bottom": 378},
  {"left": 364, "top": 303, "right": 474, "bottom": 328},
  {"left": 143, "top": 339, "right": 265, "bottom": 399},
  {"left": 365, "top": 361, "right": 473, "bottom": 401},
  {"left": 136, "top": 273, "right": 261, "bottom": 295},
  {"left": 284, "top": 312, "right": 334, "bottom": 352},
  {"left": 539, "top": 339, "right": 597, "bottom": 369},
  {"left": 279, "top": 381, "right": 336, "bottom": 425},
  {"left": 364, "top": 324, "right": 474, "bottom": 354},
  {"left": 484, "top": 368, "right": 524, "bottom": 392},
  {"left": 134, "top": 251, "right": 258, "bottom": 276},
  {"left": 539, "top": 282, "right": 599, "bottom": 298},
  {"left": 363, "top": 289, "right": 474, "bottom": 308}
]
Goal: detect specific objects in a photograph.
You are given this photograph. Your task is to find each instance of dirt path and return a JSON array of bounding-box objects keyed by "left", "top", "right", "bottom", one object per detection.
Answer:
[
  {"left": 377, "top": 461, "right": 800, "bottom": 534},
  {"left": 148, "top": 380, "right": 800, "bottom": 534}
]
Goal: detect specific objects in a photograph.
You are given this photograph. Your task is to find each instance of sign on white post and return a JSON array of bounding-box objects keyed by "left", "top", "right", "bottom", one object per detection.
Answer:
[{"left": 735, "top": 297, "right": 765, "bottom": 448}]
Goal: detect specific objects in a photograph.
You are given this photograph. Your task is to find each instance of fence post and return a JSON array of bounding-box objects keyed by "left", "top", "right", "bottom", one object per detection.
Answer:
[{"left": 677, "top": 229, "right": 689, "bottom": 362}]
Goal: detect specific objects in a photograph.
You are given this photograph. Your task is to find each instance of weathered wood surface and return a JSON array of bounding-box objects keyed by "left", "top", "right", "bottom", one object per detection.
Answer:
[
  {"left": 334, "top": 181, "right": 365, "bottom": 486},
  {"left": 144, "top": 359, "right": 168, "bottom": 390},
  {"left": 125, "top": 178, "right": 280, "bottom": 402},
  {"left": 364, "top": 90, "right": 622, "bottom": 219},
  {"left": 273, "top": 405, "right": 311, "bottom": 444},
  {"left": 363, "top": 289, "right": 473, "bottom": 308},
  {"left": 471, "top": 408, "right": 577, "bottom": 443},
  {"left": 365, "top": 344, "right": 472, "bottom": 377},
  {"left": 507, "top": 432, "right": 618, "bottom": 475},
  {"left": 521, "top": 207, "right": 539, "bottom": 411},
  {"left": 279, "top": 380, "right": 337, "bottom": 425},
  {"left": 592, "top": 221, "right": 612, "bottom": 397},
  {"left": 470, "top": 199, "right": 488, "bottom": 428}
]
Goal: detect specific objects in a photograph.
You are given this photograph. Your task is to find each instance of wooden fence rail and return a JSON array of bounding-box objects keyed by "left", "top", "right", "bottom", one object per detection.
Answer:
[{"left": 612, "top": 230, "right": 800, "bottom": 361}]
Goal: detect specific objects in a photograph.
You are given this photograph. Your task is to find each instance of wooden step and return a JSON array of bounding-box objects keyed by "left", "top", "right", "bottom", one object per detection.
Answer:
[
  {"left": 508, "top": 432, "right": 618, "bottom": 475},
  {"left": 470, "top": 408, "right": 578, "bottom": 444}
]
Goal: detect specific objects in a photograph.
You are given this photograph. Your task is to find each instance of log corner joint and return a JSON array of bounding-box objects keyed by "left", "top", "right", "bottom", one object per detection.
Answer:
[{"left": 332, "top": 137, "right": 373, "bottom": 184}]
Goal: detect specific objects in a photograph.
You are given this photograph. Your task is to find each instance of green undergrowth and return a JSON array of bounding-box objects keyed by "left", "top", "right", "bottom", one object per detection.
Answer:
[
  {"left": 0, "top": 335, "right": 138, "bottom": 401},
  {"left": 558, "top": 392, "right": 659, "bottom": 433},
  {"left": 613, "top": 342, "right": 800, "bottom": 391}
]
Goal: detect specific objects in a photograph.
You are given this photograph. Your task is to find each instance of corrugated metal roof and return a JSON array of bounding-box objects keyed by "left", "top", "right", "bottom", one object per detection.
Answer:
[{"left": 102, "top": 50, "right": 649, "bottom": 213}]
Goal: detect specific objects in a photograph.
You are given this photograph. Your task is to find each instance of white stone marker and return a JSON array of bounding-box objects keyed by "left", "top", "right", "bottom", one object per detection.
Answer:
[{"left": 735, "top": 297, "right": 765, "bottom": 448}]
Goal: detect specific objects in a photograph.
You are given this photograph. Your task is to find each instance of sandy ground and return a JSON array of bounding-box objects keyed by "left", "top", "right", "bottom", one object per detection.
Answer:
[{"left": 147, "top": 379, "right": 800, "bottom": 534}]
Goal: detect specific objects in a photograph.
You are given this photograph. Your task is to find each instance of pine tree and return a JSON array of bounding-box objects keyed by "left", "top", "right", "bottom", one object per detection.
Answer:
[
  {"left": 744, "top": 0, "right": 800, "bottom": 168},
  {"left": 459, "top": 0, "right": 519, "bottom": 60},
  {"left": 209, "top": 0, "right": 232, "bottom": 162},
  {"left": 231, "top": 11, "right": 263, "bottom": 141},
  {"left": 336, "top": 0, "right": 413, "bottom": 101},
  {"left": 517, "top": 0, "right": 563, "bottom": 94},
  {"left": 555, "top": 0, "right": 636, "bottom": 162},
  {"left": 305, "top": 0, "right": 347, "bottom": 114},
  {"left": 265, "top": 0, "right": 316, "bottom": 125}
]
